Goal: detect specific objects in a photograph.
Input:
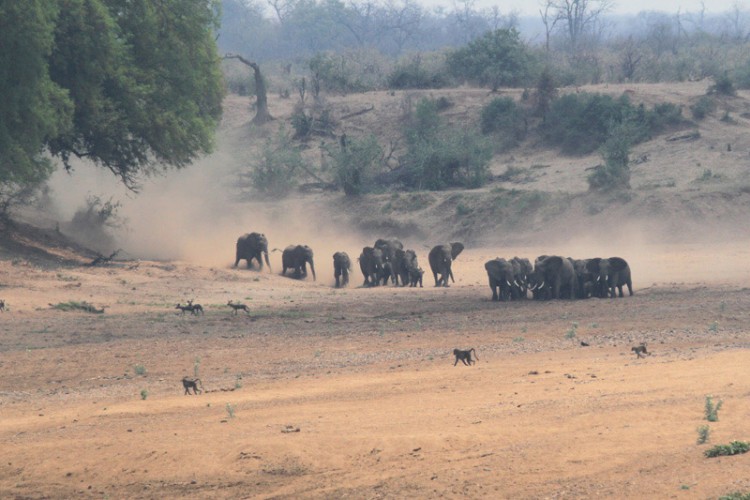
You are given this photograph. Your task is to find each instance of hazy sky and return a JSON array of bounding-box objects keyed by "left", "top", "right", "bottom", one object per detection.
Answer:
[{"left": 429, "top": 0, "right": 743, "bottom": 16}]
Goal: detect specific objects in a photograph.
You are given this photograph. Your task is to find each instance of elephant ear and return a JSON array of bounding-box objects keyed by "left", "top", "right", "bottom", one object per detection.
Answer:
[
  {"left": 586, "top": 258, "right": 602, "bottom": 273},
  {"left": 608, "top": 257, "right": 628, "bottom": 271},
  {"left": 450, "top": 242, "right": 465, "bottom": 259}
]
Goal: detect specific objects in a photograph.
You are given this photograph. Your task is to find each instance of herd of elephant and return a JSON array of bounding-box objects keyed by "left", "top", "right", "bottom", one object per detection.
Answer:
[{"left": 233, "top": 232, "right": 633, "bottom": 300}]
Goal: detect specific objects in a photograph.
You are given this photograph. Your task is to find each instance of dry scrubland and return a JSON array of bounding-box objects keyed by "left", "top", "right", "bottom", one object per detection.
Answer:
[{"left": 1, "top": 83, "right": 750, "bottom": 498}]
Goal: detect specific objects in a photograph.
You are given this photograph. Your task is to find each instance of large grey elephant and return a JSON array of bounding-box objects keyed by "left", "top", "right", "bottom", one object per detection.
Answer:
[
  {"left": 359, "top": 246, "right": 384, "bottom": 286},
  {"left": 428, "top": 242, "right": 464, "bottom": 287},
  {"left": 374, "top": 238, "right": 404, "bottom": 285},
  {"left": 282, "top": 244, "right": 316, "bottom": 280},
  {"left": 234, "top": 232, "right": 271, "bottom": 271},
  {"left": 573, "top": 258, "right": 598, "bottom": 299},
  {"left": 534, "top": 255, "right": 577, "bottom": 299},
  {"left": 511, "top": 256, "right": 533, "bottom": 298},
  {"left": 333, "top": 252, "right": 351, "bottom": 288},
  {"left": 586, "top": 257, "right": 632, "bottom": 298},
  {"left": 485, "top": 258, "right": 516, "bottom": 301}
]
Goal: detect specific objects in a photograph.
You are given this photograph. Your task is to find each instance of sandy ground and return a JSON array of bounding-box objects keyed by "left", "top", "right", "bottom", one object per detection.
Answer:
[{"left": 1, "top": 243, "right": 749, "bottom": 499}]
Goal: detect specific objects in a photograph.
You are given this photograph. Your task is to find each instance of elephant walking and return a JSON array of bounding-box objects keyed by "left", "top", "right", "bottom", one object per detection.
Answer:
[
  {"left": 282, "top": 245, "right": 316, "bottom": 280},
  {"left": 359, "top": 246, "right": 384, "bottom": 286},
  {"left": 428, "top": 242, "right": 464, "bottom": 287},
  {"left": 374, "top": 238, "right": 404, "bottom": 285},
  {"left": 333, "top": 252, "right": 351, "bottom": 288},
  {"left": 234, "top": 232, "right": 271, "bottom": 271}
]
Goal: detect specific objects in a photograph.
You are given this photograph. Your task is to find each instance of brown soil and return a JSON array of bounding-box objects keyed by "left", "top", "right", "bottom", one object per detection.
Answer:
[{"left": 1, "top": 240, "right": 749, "bottom": 499}]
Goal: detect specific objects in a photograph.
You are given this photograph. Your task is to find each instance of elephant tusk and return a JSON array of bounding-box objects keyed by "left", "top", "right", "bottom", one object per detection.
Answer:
[
  {"left": 539, "top": 281, "right": 545, "bottom": 289},
  {"left": 506, "top": 280, "right": 512, "bottom": 288}
]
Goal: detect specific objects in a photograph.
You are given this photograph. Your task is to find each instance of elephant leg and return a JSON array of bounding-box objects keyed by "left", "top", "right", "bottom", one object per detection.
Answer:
[
  {"left": 489, "top": 278, "right": 498, "bottom": 301},
  {"left": 626, "top": 279, "right": 633, "bottom": 296}
]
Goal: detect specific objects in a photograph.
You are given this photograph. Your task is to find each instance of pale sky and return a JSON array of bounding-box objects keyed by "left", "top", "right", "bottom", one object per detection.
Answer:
[{"left": 432, "top": 0, "right": 745, "bottom": 17}]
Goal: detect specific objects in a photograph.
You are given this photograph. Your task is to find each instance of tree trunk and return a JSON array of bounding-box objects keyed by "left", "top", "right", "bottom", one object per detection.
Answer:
[{"left": 223, "top": 54, "right": 274, "bottom": 124}]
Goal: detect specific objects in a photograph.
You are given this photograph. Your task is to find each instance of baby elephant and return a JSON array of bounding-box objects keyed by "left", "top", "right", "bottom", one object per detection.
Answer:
[{"left": 333, "top": 252, "right": 351, "bottom": 288}]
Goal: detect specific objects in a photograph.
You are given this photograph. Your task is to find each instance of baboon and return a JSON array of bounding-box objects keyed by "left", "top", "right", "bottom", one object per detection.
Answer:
[
  {"left": 453, "top": 348, "right": 478, "bottom": 366},
  {"left": 182, "top": 377, "right": 204, "bottom": 395},
  {"left": 227, "top": 300, "right": 250, "bottom": 315},
  {"left": 631, "top": 343, "right": 649, "bottom": 358},
  {"left": 0, "top": 299, "right": 5, "bottom": 312}
]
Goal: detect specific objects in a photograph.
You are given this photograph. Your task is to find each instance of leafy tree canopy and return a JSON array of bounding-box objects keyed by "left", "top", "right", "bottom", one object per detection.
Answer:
[
  {"left": 0, "top": 0, "right": 224, "bottom": 191},
  {"left": 446, "top": 28, "right": 532, "bottom": 91}
]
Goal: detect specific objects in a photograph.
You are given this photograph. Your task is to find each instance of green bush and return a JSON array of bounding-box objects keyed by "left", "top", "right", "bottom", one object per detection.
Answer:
[
  {"left": 387, "top": 57, "right": 448, "bottom": 89},
  {"left": 446, "top": 28, "right": 532, "bottom": 90},
  {"left": 250, "top": 126, "right": 309, "bottom": 197},
  {"left": 691, "top": 96, "right": 716, "bottom": 120},
  {"left": 708, "top": 72, "right": 736, "bottom": 96},
  {"left": 704, "top": 441, "right": 749, "bottom": 458},
  {"left": 309, "top": 52, "right": 369, "bottom": 95},
  {"left": 705, "top": 395, "right": 723, "bottom": 422},
  {"left": 401, "top": 99, "right": 492, "bottom": 190},
  {"left": 545, "top": 92, "right": 685, "bottom": 155},
  {"left": 480, "top": 97, "right": 526, "bottom": 146},
  {"left": 326, "top": 134, "right": 383, "bottom": 195}
]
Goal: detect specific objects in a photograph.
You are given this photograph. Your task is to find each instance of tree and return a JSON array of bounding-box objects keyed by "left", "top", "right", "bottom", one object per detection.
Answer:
[
  {"left": 552, "top": 0, "right": 613, "bottom": 57},
  {"left": 0, "top": 1, "right": 71, "bottom": 196},
  {"left": 224, "top": 55, "right": 274, "bottom": 124},
  {"left": 1, "top": 0, "right": 225, "bottom": 192},
  {"left": 446, "top": 28, "right": 531, "bottom": 91}
]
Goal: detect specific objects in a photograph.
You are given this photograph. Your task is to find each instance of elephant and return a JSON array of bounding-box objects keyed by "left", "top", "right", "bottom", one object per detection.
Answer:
[
  {"left": 409, "top": 267, "right": 424, "bottom": 287},
  {"left": 234, "top": 232, "right": 271, "bottom": 271},
  {"left": 573, "top": 258, "right": 598, "bottom": 299},
  {"left": 333, "top": 252, "right": 351, "bottom": 288},
  {"left": 586, "top": 257, "right": 632, "bottom": 298},
  {"left": 359, "top": 246, "right": 384, "bottom": 286},
  {"left": 281, "top": 244, "right": 316, "bottom": 280},
  {"left": 428, "top": 242, "right": 464, "bottom": 287},
  {"left": 485, "top": 258, "right": 517, "bottom": 301},
  {"left": 399, "top": 249, "right": 420, "bottom": 287},
  {"left": 511, "top": 256, "right": 533, "bottom": 298},
  {"left": 534, "top": 255, "right": 577, "bottom": 300},
  {"left": 374, "top": 238, "right": 404, "bottom": 285}
]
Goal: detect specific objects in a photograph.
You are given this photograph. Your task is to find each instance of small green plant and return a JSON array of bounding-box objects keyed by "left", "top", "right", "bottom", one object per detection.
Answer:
[
  {"left": 456, "top": 203, "right": 472, "bottom": 216},
  {"left": 720, "top": 301, "right": 726, "bottom": 312},
  {"left": 226, "top": 403, "right": 236, "bottom": 419},
  {"left": 705, "top": 395, "right": 723, "bottom": 422},
  {"left": 194, "top": 357, "right": 201, "bottom": 378},
  {"left": 708, "top": 321, "right": 719, "bottom": 332},
  {"left": 565, "top": 322, "right": 578, "bottom": 339},
  {"left": 235, "top": 374, "right": 243, "bottom": 389},
  {"left": 680, "top": 485, "right": 691, "bottom": 490},
  {"left": 696, "top": 425, "right": 710, "bottom": 444},
  {"left": 134, "top": 364, "right": 146, "bottom": 376},
  {"left": 49, "top": 301, "right": 105, "bottom": 314},
  {"left": 719, "top": 492, "right": 750, "bottom": 500},
  {"left": 512, "top": 337, "right": 524, "bottom": 342},
  {"left": 704, "top": 441, "right": 750, "bottom": 458},
  {"left": 140, "top": 389, "right": 148, "bottom": 400}
]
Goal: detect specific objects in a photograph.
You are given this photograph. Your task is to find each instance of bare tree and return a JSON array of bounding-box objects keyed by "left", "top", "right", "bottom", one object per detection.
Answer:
[
  {"left": 539, "top": 0, "right": 561, "bottom": 53},
  {"left": 224, "top": 55, "right": 274, "bottom": 124},
  {"left": 724, "top": 1, "right": 749, "bottom": 41},
  {"left": 383, "top": 0, "right": 424, "bottom": 55},
  {"left": 619, "top": 36, "right": 642, "bottom": 82},
  {"left": 552, "top": 0, "right": 613, "bottom": 56}
]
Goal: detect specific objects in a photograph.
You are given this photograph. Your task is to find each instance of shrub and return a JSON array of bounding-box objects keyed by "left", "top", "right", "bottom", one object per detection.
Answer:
[
  {"left": 704, "top": 441, "right": 749, "bottom": 458},
  {"left": 691, "top": 96, "right": 715, "bottom": 120},
  {"left": 387, "top": 56, "right": 448, "bottom": 89},
  {"left": 250, "top": 125, "right": 310, "bottom": 197},
  {"left": 708, "top": 72, "right": 736, "bottom": 96},
  {"left": 401, "top": 100, "right": 492, "bottom": 190},
  {"left": 696, "top": 425, "right": 710, "bottom": 444},
  {"left": 588, "top": 123, "right": 632, "bottom": 191},
  {"left": 140, "top": 389, "right": 148, "bottom": 400},
  {"left": 705, "top": 395, "right": 723, "bottom": 422},
  {"left": 326, "top": 134, "right": 383, "bottom": 195},
  {"left": 544, "top": 92, "right": 686, "bottom": 156},
  {"left": 309, "top": 52, "right": 369, "bottom": 95},
  {"left": 480, "top": 97, "right": 526, "bottom": 146}
]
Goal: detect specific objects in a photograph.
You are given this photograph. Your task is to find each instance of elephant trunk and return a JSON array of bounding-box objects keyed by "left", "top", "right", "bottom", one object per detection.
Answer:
[{"left": 309, "top": 259, "right": 316, "bottom": 281}]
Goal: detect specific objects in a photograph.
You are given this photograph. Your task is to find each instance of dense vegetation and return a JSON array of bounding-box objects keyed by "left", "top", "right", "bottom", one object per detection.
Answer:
[{"left": 0, "top": 0, "right": 224, "bottom": 212}]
